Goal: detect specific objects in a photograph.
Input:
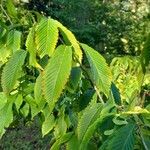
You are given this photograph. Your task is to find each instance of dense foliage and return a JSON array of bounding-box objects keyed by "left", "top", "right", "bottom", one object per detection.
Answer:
[{"left": 0, "top": 0, "right": 150, "bottom": 149}]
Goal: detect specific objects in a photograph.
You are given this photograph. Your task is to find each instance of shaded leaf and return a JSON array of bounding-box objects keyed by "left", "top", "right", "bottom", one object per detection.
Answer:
[
  {"left": 141, "top": 33, "right": 150, "bottom": 74},
  {"left": 15, "top": 94, "right": 23, "bottom": 111},
  {"left": 78, "top": 103, "right": 102, "bottom": 142},
  {"left": 20, "top": 103, "right": 29, "bottom": 117},
  {"left": 68, "top": 67, "right": 82, "bottom": 91},
  {"left": 34, "top": 75, "right": 44, "bottom": 106},
  {"left": 107, "top": 123, "right": 136, "bottom": 150},
  {"left": 79, "top": 89, "right": 95, "bottom": 111},
  {"left": 54, "top": 107, "right": 67, "bottom": 138},
  {"left": 51, "top": 132, "right": 73, "bottom": 150},
  {"left": 111, "top": 82, "right": 121, "bottom": 105},
  {"left": 79, "top": 103, "right": 114, "bottom": 149},
  {"left": 42, "top": 114, "right": 55, "bottom": 137},
  {"left": 141, "top": 128, "right": 150, "bottom": 150},
  {"left": 66, "top": 135, "right": 79, "bottom": 150},
  {"left": 0, "top": 97, "right": 14, "bottom": 137},
  {"left": 81, "top": 43, "right": 112, "bottom": 97}
]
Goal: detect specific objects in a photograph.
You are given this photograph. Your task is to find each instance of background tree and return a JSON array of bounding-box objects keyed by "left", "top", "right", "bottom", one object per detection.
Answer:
[{"left": 25, "top": 0, "right": 150, "bottom": 55}]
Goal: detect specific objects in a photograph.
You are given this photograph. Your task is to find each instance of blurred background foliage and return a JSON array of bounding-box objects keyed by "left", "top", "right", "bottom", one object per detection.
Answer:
[{"left": 24, "top": 0, "right": 150, "bottom": 56}]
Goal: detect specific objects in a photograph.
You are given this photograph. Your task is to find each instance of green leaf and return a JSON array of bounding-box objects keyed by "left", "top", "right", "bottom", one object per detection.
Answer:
[
  {"left": 51, "top": 132, "right": 73, "bottom": 150},
  {"left": 42, "top": 45, "right": 72, "bottom": 106},
  {"left": 141, "top": 128, "right": 150, "bottom": 150},
  {"left": 6, "top": 0, "right": 17, "bottom": 18},
  {"left": 111, "top": 82, "right": 121, "bottom": 105},
  {"left": 0, "top": 46, "right": 11, "bottom": 63},
  {"left": 25, "top": 94, "right": 39, "bottom": 119},
  {"left": 42, "top": 114, "right": 55, "bottom": 137},
  {"left": 79, "top": 89, "right": 95, "bottom": 111},
  {"left": 56, "top": 21, "right": 82, "bottom": 63},
  {"left": 81, "top": 43, "right": 112, "bottom": 97},
  {"left": 99, "top": 115, "right": 114, "bottom": 134},
  {"left": 81, "top": 113, "right": 114, "bottom": 150},
  {"left": 79, "top": 117, "right": 105, "bottom": 150},
  {"left": 20, "top": 103, "right": 29, "bottom": 117},
  {"left": 35, "top": 18, "right": 59, "bottom": 57},
  {"left": 23, "top": 83, "right": 34, "bottom": 95},
  {"left": 68, "top": 67, "right": 82, "bottom": 91},
  {"left": 0, "top": 25, "right": 7, "bottom": 39},
  {"left": 41, "top": 104, "right": 55, "bottom": 122},
  {"left": 26, "top": 26, "right": 42, "bottom": 69},
  {"left": 54, "top": 107, "right": 67, "bottom": 138},
  {"left": 78, "top": 103, "right": 114, "bottom": 150},
  {"left": 6, "top": 30, "right": 21, "bottom": 52},
  {"left": 141, "top": 33, "right": 150, "bottom": 73},
  {"left": 122, "top": 106, "right": 150, "bottom": 115},
  {"left": 0, "top": 96, "right": 14, "bottom": 138},
  {"left": 113, "top": 116, "right": 128, "bottom": 125},
  {"left": 104, "top": 129, "right": 114, "bottom": 136},
  {"left": 78, "top": 103, "right": 102, "bottom": 142},
  {"left": 34, "top": 75, "right": 45, "bottom": 108},
  {"left": 1, "top": 50, "right": 27, "bottom": 95},
  {"left": 0, "top": 92, "right": 7, "bottom": 110},
  {"left": 107, "top": 123, "right": 136, "bottom": 150},
  {"left": 15, "top": 94, "right": 23, "bottom": 111},
  {"left": 66, "top": 135, "right": 79, "bottom": 150}
]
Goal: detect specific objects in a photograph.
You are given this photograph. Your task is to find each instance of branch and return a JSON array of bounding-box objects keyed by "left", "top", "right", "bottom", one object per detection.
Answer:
[
  {"left": 0, "top": 4, "right": 13, "bottom": 25},
  {"left": 74, "top": 55, "right": 105, "bottom": 104}
]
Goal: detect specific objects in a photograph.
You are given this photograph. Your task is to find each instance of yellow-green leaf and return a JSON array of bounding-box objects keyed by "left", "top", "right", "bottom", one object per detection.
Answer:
[
  {"left": 26, "top": 26, "right": 42, "bottom": 69},
  {"left": 56, "top": 21, "right": 82, "bottom": 64},
  {"left": 42, "top": 45, "right": 72, "bottom": 106},
  {"left": 42, "top": 114, "right": 55, "bottom": 137},
  {"left": 1, "top": 50, "right": 27, "bottom": 95},
  {"left": 35, "top": 18, "right": 59, "bottom": 57}
]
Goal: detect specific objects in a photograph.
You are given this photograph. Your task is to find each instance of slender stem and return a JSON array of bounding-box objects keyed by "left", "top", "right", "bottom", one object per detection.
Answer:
[
  {"left": 94, "top": 85, "right": 104, "bottom": 104},
  {"left": 140, "top": 131, "right": 149, "bottom": 150},
  {"left": 59, "top": 37, "right": 65, "bottom": 44},
  {"left": 0, "top": 4, "right": 13, "bottom": 25},
  {"left": 140, "top": 74, "right": 145, "bottom": 107},
  {"left": 136, "top": 121, "right": 149, "bottom": 150}
]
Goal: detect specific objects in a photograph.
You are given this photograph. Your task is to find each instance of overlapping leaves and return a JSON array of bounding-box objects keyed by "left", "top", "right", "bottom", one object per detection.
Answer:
[{"left": 1, "top": 50, "right": 27, "bottom": 95}]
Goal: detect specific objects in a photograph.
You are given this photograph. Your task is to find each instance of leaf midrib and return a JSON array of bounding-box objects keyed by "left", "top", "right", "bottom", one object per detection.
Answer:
[
  {"left": 51, "top": 48, "right": 66, "bottom": 101},
  {"left": 85, "top": 50, "right": 107, "bottom": 94},
  {"left": 121, "top": 124, "right": 135, "bottom": 150}
]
